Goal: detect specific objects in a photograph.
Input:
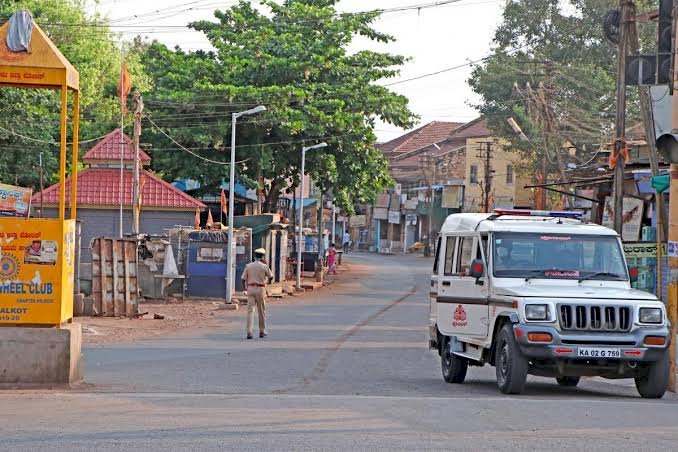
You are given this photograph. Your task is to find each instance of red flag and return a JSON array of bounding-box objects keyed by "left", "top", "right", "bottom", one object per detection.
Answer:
[
  {"left": 220, "top": 189, "right": 227, "bottom": 215},
  {"left": 118, "top": 62, "right": 131, "bottom": 114},
  {"left": 206, "top": 209, "right": 214, "bottom": 228},
  {"left": 194, "top": 208, "right": 201, "bottom": 229}
]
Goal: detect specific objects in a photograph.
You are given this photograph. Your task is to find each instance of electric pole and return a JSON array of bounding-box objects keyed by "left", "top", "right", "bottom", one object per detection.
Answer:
[
  {"left": 477, "top": 142, "right": 494, "bottom": 213},
  {"left": 612, "top": 0, "right": 632, "bottom": 234},
  {"left": 628, "top": 10, "right": 668, "bottom": 241},
  {"left": 132, "top": 90, "right": 144, "bottom": 235},
  {"left": 419, "top": 153, "right": 437, "bottom": 255}
]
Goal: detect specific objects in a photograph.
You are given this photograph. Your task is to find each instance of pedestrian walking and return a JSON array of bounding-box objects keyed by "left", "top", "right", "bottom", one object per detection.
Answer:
[
  {"left": 342, "top": 231, "right": 351, "bottom": 253},
  {"left": 327, "top": 242, "right": 337, "bottom": 275},
  {"left": 242, "top": 248, "right": 273, "bottom": 339}
]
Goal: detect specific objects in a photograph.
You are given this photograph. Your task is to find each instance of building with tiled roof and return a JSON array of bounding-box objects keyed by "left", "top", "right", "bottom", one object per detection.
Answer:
[
  {"left": 355, "top": 117, "right": 532, "bottom": 255},
  {"left": 32, "top": 128, "right": 206, "bottom": 262}
]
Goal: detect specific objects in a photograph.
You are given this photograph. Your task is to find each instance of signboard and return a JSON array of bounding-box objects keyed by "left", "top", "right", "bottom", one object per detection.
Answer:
[
  {"left": 602, "top": 197, "right": 644, "bottom": 241},
  {"left": 624, "top": 242, "right": 668, "bottom": 258},
  {"left": 376, "top": 193, "right": 390, "bottom": 208},
  {"left": 0, "top": 183, "right": 31, "bottom": 217},
  {"left": 373, "top": 207, "right": 388, "bottom": 220},
  {"left": 441, "top": 185, "right": 461, "bottom": 209},
  {"left": 389, "top": 193, "right": 400, "bottom": 209},
  {"left": 388, "top": 210, "right": 400, "bottom": 224},
  {"left": 0, "top": 218, "right": 75, "bottom": 325},
  {"left": 406, "top": 213, "right": 417, "bottom": 225},
  {"left": 404, "top": 198, "right": 418, "bottom": 210},
  {"left": 349, "top": 215, "right": 366, "bottom": 227}
]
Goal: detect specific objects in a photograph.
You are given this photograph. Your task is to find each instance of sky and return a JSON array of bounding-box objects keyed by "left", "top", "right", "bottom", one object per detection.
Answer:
[{"left": 86, "top": 0, "right": 505, "bottom": 142}]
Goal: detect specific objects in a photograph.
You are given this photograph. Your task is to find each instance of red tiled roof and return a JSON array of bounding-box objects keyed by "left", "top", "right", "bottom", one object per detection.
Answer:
[
  {"left": 32, "top": 168, "right": 205, "bottom": 210},
  {"left": 378, "top": 121, "right": 464, "bottom": 156},
  {"left": 82, "top": 129, "right": 151, "bottom": 164},
  {"left": 446, "top": 117, "right": 491, "bottom": 139}
]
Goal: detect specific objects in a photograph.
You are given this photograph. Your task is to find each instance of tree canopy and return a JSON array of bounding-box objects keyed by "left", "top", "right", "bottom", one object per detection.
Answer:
[
  {"left": 468, "top": 0, "right": 653, "bottom": 179},
  {"left": 0, "top": 0, "right": 150, "bottom": 189},
  {"left": 142, "top": 0, "right": 416, "bottom": 212}
]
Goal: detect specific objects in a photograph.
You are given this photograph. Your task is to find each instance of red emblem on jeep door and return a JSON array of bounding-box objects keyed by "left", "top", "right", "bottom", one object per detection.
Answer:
[
  {"left": 452, "top": 304, "right": 468, "bottom": 327},
  {"left": 454, "top": 304, "right": 466, "bottom": 321}
]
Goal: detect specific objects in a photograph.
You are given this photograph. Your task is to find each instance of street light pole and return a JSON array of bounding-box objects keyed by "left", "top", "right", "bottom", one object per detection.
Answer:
[
  {"left": 331, "top": 200, "right": 336, "bottom": 247},
  {"left": 296, "top": 142, "right": 327, "bottom": 290},
  {"left": 226, "top": 105, "right": 266, "bottom": 304}
]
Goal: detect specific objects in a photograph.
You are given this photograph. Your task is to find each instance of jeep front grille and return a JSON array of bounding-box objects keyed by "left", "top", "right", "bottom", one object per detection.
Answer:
[{"left": 558, "top": 304, "right": 631, "bottom": 332}]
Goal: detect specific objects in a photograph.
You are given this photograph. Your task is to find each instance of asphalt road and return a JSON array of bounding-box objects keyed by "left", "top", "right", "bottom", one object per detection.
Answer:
[{"left": 3, "top": 253, "right": 678, "bottom": 451}]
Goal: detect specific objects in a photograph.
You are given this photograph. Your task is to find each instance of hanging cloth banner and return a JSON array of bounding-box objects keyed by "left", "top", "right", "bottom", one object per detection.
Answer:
[{"left": 6, "top": 10, "right": 33, "bottom": 52}]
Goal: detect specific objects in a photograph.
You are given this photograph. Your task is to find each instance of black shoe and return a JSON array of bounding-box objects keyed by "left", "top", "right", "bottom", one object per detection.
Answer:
[
  {"left": 259, "top": 332, "right": 267, "bottom": 338},
  {"left": 247, "top": 334, "right": 253, "bottom": 340}
]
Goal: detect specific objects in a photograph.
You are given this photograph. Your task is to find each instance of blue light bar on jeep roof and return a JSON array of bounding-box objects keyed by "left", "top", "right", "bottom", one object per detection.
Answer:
[{"left": 493, "top": 209, "right": 584, "bottom": 218}]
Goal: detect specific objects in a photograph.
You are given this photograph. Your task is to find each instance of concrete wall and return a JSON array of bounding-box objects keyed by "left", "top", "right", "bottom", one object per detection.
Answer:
[
  {"left": 40, "top": 207, "right": 195, "bottom": 263},
  {"left": 0, "top": 324, "right": 82, "bottom": 385}
]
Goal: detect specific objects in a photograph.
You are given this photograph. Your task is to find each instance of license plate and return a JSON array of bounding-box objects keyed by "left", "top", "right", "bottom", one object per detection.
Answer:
[{"left": 577, "top": 347, "right": 621, "bottom": 358}]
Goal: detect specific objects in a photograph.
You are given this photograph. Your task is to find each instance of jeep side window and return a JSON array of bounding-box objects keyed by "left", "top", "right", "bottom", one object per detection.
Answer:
[
  {"left": 443, "top": 236, "right": 456, "bottom": 275},
  {"left": 433, "top": 236, "right": 442, "bottom": 274},
  {"left": 457, "top": 237, "right": 474, "bottom": 276}
]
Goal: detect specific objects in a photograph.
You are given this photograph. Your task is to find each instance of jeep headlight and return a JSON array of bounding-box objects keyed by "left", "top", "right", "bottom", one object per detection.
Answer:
[
  {"left": 639, "top": 307, "right": 662, "bottom": 324},
  {"left": 525, "top": 304, "right": 548, "bottom": 321}
]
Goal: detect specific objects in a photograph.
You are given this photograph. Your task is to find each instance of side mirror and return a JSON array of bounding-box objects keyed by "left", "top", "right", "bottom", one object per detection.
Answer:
[
  {"left": 470, "top": 259, "right": 485, "bottom": 284},
  {"left": 628, "top": 266, "right": 639, "bottom": 283}
]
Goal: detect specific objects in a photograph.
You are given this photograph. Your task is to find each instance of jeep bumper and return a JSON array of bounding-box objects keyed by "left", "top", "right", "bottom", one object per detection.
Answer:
[{"left": 513, "top": 323, "right": 670, "bottom": 362}]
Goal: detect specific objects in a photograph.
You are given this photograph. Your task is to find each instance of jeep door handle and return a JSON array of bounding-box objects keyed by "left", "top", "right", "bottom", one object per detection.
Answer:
[{"left": 442, "top": 281, "right": 451, "bottom": 286}]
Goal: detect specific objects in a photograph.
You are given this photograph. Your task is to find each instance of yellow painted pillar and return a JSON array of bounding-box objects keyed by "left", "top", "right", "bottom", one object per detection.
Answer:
[
  {"left": 58, "top": 84, "right": 68, "bottom": 220},
  {"left": 668, "top": 164, "right": 678, "bottom": 392},
  {"left": 70, "top": 89, "right": 79, "bottom": 220}
]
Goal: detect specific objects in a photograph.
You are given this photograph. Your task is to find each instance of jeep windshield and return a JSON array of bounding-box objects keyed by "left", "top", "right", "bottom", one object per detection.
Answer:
[{"left": 492, "top": 233, "right": 628, "bottom": 280}]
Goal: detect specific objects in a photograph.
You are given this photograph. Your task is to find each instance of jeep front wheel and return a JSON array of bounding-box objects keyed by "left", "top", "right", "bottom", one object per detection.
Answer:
[
  {"left": 495, "top": 324, "right": 528, "bottom": 394},
  {"left": 635, "top": 350, "right": 669, "bottom": 399},
  {"left": 441, "top": 337, "right": 468, "bottom": 383}
]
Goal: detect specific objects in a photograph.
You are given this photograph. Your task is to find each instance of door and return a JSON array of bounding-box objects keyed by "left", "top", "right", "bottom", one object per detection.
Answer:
[
  {"left": 437, "top": 234, "right": 489, "bottom": 338},
  {"left": 430, "top": 236, "right": 442, "bottom": 334}
]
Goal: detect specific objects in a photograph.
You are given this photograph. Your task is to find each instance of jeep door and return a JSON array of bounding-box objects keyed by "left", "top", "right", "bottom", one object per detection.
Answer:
[
  {"left": 430, "top": 236, "right": 442, "bottom": 336},
  {"left": 436, "top": 234, "right": 489, "bottom": 338}
]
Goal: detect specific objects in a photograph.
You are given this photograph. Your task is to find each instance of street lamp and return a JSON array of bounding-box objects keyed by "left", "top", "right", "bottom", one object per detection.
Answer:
[
  {"left": 297, "top": 142, "right": 327, "bottom": 290},
  {"left": 226, "top": 105, "right": 266, "bottom": 304}
]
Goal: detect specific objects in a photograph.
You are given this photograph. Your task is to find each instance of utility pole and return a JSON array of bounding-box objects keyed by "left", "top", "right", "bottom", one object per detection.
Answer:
[
  {"left": 131, "top": 90, "right": 144, "bottom": 235},
  {"left": 627, "top": 11, "right": 669, "bottom": 241},
  {"left": 612, "top": 0, "right": 632, "bottom": 234},
  {"left": 419, "top": 154, "right": 437, "bottom": 255},
  {"left": 477, "top": 142, "right": 494, "bottom": 213}
]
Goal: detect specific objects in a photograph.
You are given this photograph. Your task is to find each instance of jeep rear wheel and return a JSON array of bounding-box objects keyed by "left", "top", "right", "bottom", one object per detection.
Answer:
[
  {"left": 495, "top": 324, "right": 528, "bottom": 394},
  {"left": 635, "top": 350, "right": 669, "bottom": 399},
  {"left": 441, "top": 337, "right": 468, "bottom": 383},
  {"left": 556, "top": 376, "right": 580, "bottom": 387}
]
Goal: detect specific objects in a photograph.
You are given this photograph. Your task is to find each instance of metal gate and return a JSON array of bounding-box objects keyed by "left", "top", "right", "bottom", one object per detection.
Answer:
[{"left": 91, "top": 237, "right": 140, "bottom": 316}]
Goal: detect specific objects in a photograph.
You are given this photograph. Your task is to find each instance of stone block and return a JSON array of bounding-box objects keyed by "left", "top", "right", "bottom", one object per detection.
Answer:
[{"left": 0, "top": 323, "right": 83, "bottom": 386}]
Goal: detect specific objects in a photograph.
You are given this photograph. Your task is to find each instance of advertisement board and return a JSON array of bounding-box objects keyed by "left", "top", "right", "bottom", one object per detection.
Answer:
[
  {"left": 0, "top": 183, "right": 31, "bottom": 217},
  {"left": 349, "top": 215, "right": 366, "bottom": 227},
  {"left": 0, "top": 218, "right": 75, "bottom": 325},
  {"left": 388, "top": 210, "right": 400, "bottom": 224},
  {"left": 602, "top": 197, "right": 644, "bottom": 241}
]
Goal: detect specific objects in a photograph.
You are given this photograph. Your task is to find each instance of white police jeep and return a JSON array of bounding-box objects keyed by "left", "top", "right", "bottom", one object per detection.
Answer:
[{"left": 428, "top": 209, "right": 670, "bottom": 398}]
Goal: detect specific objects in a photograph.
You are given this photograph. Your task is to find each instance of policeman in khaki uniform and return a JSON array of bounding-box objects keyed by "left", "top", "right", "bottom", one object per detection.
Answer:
[{"left": 242, "top": 248, "right": 273, "bottom": 339}]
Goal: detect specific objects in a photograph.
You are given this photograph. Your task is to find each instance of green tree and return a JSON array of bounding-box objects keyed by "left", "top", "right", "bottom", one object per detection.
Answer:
[
  {"left": 143, "top": 0, "right": 415, "bottom": 212},
  {"left": 0, "top": 0, "right": 151, "bottom": 189},
  {"left": 468, "top": 0, "right": 652, "bottom": 179}
]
